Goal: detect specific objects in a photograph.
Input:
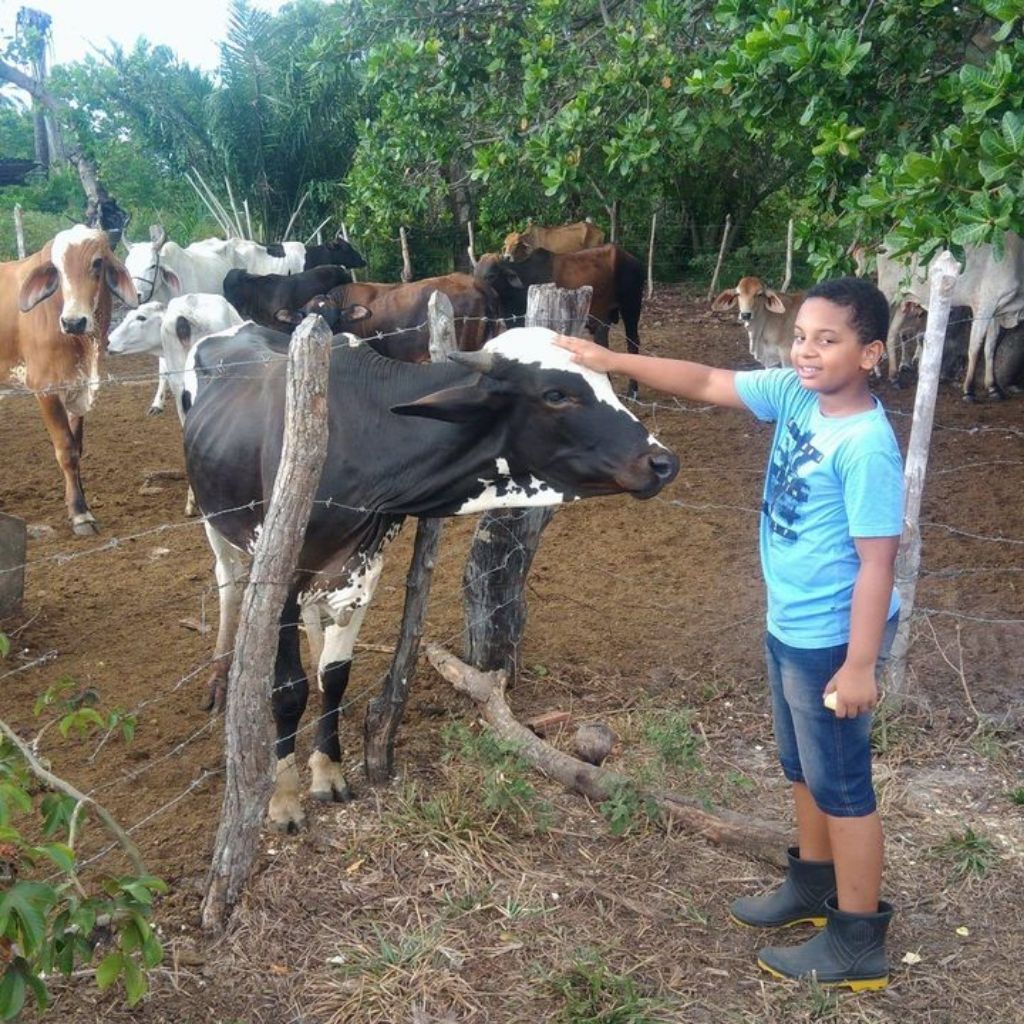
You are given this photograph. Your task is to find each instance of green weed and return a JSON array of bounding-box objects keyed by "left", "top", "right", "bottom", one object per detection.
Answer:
[
  {"left": 936, "top": 827, "right": 997, "bottom": 879},
  {"left": 548, "top": 950, "right": 669, "bottom": 1023},
  {"left": 642, "top": 711, "right": 702, "bottom": 770}
]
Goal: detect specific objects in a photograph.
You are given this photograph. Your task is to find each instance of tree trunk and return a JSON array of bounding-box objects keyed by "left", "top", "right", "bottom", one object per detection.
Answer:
[
  {"left": 448, "top": 159, "right": 474, "bottom": 273},
  {"left": 462, "top": 284, "right": 593, "bottom": 680}
]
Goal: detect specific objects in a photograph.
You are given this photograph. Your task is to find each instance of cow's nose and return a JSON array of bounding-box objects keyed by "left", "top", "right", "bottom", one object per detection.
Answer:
[
  {"left": 648, "top": 451, "right": 679, "bottom": 482},
  {"left": 60, "top": 316, "right": 88, "bottom": 335},
  {"left": 739, "top": 311, "right": 752, "bottom": 322}
]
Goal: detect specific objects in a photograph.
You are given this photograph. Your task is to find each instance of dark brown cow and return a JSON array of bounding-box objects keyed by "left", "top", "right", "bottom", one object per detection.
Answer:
[
  {"left": 288, "top": 274, "right": 501, "bottom": 361},
  {"left": 475, "top": 244, "right": 644, "bottom": 397},
  {"left": 502, "top": 220, "right": 605, "bottom": 261},
  {"left": 0, "top": 226, "right": 138, "bottom": 534}
]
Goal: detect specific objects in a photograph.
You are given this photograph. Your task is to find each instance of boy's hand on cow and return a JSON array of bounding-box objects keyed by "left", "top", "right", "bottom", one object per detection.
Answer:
[
  {"left": 824, "top": 663, "right": 878, "bottom": 718},
  {"left": 553, "top": 334, "right": 618, "bottom": 374}
]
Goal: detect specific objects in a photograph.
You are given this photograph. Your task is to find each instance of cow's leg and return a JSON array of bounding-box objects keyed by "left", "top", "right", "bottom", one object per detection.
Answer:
[
  {"left": 36, "top": 396, "right": 96, "bottom": 535},
  {"left": 201, "top": 522, "right": 248, "bottom": 711},
  {"left": 622, "top": 307, "right": 642, "bottom": 400},
  {"left": 981, "top": 319, "right": 1005, "bottom": 400},
  {"left": 962, "top": 316, "right": 989, "bottom": 402},
  {"left": 268, "top": 598, "right": 310, "bottom": 833},
  {"left": 885, "top": 305, "right": 908, "bottom": 383},
  {"left": 148, "top": 356, "right": 168, "bottom": 415},
  {"left": 306, "top": 556, "right": 385, "bottom": 804}
]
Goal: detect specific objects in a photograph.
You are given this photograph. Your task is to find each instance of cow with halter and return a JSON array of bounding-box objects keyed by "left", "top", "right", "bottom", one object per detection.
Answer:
[
  {"left": 0, "top": 225, "right": 138, "bottom": 534},
  {"left": 184, "top": 324, "right": 679, "bottom": 831}
]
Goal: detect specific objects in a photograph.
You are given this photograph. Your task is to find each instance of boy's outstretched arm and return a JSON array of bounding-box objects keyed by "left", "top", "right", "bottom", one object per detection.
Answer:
[
  {"left": 553, "top": 335, "right": 747, "bottom": 409},
  {"left": 825, "top": 535, "right": 900, "bottom": 718}
]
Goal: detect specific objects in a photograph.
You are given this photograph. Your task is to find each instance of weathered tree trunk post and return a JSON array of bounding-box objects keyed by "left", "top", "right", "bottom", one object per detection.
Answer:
[
  {"left": 13, "top": 204, "right": 25, "bottom": 259},
  {"left": 400, "top": 226, "right": 413, "bottom": 283},
  {"left": 201, "top": 314, "right": 332, "bottom": 932},
  {"left": 609, "top": 199, "right": 619, "bottom": 244},
  {"left": 340, "top": 222, "right": 358, "bottom": 282},
  {"left": 363, "top": 292, "right": 455, "bottom": 782},
  {"left": 646, "top": 210, "right": 657, "bottom": 299},
  {"left": 781, "top": 218, "right": 794, "bottom": 293},
  {"left": 706, "top": 213, "right": 732, "bottom": 302},
  {"left": 462, "top": 283, "right": 593, "bottom": 680},
  {"left": 888, "top": 251, "right": 961, "bottom": 703},
  {"left": 467, "top": 220, "right": 477, "bottom": 270},
  {"left": 0, "top": 512, "right": 26, "bottom": 615}
]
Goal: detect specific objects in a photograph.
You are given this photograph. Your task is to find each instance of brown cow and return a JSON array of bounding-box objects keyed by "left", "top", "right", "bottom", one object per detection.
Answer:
[
  {"left": 286, "top": 274, "right": 501, "bottom": 362},
  {"left": 0, "top": 225, "right": 138, "bottom": 534},
  {"left": 475, "top": 244, "right": 644, "bottom": 397},
  {"left": 502, "top": 220, "right": 605, "bottom": 261},
  {"left": 712, "top": 276, "right": 804, "bottom": 369}
]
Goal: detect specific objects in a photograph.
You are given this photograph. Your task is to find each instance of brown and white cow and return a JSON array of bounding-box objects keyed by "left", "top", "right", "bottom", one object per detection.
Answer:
[
  {"left": 502, "top": 220, "right": 605, "bottom": 261},
  {"left": 0, "top": 225, "right": 138, "bottom": 534}
]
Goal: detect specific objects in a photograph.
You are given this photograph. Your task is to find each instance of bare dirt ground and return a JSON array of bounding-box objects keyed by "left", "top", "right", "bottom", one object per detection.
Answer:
[{"left": 2, "top": 288, "right": 1023, "bottom": 1023}]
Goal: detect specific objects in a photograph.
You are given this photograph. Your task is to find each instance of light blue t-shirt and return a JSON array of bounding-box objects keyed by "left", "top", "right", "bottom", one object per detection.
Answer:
[{"left": 734, "top": 369, "right": 904, "bottom": 648}]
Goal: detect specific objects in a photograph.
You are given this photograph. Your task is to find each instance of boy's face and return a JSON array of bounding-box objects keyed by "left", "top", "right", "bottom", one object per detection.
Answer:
[{"left": 790, "top": 298, "right": 884, "bottom": 399}]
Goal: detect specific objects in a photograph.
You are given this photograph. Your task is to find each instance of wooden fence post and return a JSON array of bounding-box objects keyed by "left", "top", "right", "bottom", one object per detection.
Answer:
[
  {"left": 13, "top": 204, "right": 25, "bottom": 259},
  {"left": 706, "top": 214, "right": 732, "bottom": 302},
  {"left": 201, "top": 314, "right": 333, "bottom": 932},
  {"left": 340, "top": 221, "right": 358, "bottom": 282},
  {"left": 462, "top": 283, "right": 593, "bottom": 679},
  {"left": 887, "top": 250, "right": 961, "bottom": 703},
  {"left": 363, "top": 292, "right": 455, "bottom": 782},
  {"left": 467, "top": 220, "right": 477, "bottom": 269},
  {"left": 781, "top": 218, "right": 794, "bottom": 293},
  {"left": 0, "top": 512, "right": 26, "bottom": 615},
  {"left": 646, "top": 211, "right": 657, "bottom": 299},
  {"left": 400, "top": 226, "right": 413, "bottom": 282}
]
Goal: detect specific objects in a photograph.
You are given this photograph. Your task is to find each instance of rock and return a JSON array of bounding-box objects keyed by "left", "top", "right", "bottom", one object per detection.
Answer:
[
  {"left": 574, "top": 722, "right": 617, "bottom": 766},
  {"left": 26, "top": 524, "right": 55, "bottom": 540}
]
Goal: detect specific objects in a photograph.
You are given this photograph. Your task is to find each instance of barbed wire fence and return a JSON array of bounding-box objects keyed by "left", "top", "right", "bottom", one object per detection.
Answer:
[{"left": 0, "top": 291, "right": 1021, "bottom": 907}]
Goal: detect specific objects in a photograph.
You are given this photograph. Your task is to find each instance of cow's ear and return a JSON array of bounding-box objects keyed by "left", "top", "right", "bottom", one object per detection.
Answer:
[
  {"left": 711, "top": 289, "right": 738, "bottom": 311},
  {"left": 105, "top": 257, "right": 140, "bottom": 308},
  {"left": 275, "top": 309, "right": 303, "bottom": 325},
  {"left": 339, "top": 303, "right": 371, "bottom": 324},
  {"left": 391, "top": 382, "right": 507, "bottom": 423},
  {"left": 18, "top": 263, "right": 60, "bottom": 312},
  {"left": 763, "top": 289, "right": 786, "bottom": 314},
  {"left": 160, "top": 267, "right": 182, "bottom": 297}
]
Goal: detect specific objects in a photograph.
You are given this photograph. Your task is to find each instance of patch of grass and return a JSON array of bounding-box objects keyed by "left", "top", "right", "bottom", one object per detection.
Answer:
[
  {"left": 1008, "top": 787, "right": 1024, "bottom": 806},
  {"left": 547, "top": 950, "right": 670, "bottom": 1023},
  {"left": 598, "top": 779, "right": 655, "bottom": 837},
  {"left": 971, "top": 726, "right": 1004, "bottom": 761},
  {"left": 642, "top": 711, "right": 702, "bottom": 770},
  {"left": 936, "top": 827, "right": 997, "bottom": 879},
  {"left": 804, "top": 975, "right": 841, "bottom": 1020}
]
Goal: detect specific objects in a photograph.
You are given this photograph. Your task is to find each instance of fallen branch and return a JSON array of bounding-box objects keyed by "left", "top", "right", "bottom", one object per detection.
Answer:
[{"left": 425, "top": 643, "right": 789, "bottom": 867}]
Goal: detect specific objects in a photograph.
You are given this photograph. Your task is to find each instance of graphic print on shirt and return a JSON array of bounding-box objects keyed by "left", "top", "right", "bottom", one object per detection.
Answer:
[{"left": 763, "top": 419, "right": 823, "bottom": 541}]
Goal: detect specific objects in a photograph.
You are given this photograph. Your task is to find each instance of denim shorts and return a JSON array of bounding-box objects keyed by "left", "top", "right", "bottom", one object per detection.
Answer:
[{"left": 764, "top": 616, "right": 898, "bottom": 818}]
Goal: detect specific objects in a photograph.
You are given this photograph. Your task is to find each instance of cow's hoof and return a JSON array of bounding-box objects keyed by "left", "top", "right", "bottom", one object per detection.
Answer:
[
  {"left": 267, "top": 802, "right": 306, "bottom": 834},
  {"left": 309, "top": 751, "right": 352, "bottom": 803},
  {"left": 147, "top": 405, "right": 164, "bottom": 417},
  {"left": 987, "top": 386, "right": 1006, "bottom": 401},
  {"left": 201, "top": 677, "right": 227, "bottom": 713},
  {"left": 269, "top": 756, "right": 305, "bottom": 832},
  {"left": 962, "top": 391, "right": 977, "bottom": 403},
  {"left": 71, "top": 515, "right": 99, "bottom": 536}
]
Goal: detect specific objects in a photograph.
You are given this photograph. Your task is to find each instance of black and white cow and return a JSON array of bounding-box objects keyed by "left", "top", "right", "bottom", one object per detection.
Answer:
[{"left": 184, "top": 324, "right": 679, "bottom": 832}]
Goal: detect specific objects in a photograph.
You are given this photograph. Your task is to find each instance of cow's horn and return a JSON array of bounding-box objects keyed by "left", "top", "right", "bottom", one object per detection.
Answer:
[
  {"left": 449, "top": 350, "right": 495, "bottom": 373},
  {"left": 150, "top": 224, "right": 167, "bottom": 249}
]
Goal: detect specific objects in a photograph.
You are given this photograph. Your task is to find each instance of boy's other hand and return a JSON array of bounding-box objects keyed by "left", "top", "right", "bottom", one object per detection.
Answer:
[
  {"left": 824, "top": 663, "right": 879, "bottom": 718},
  {"left": 553, "top": 334, "right": 618, "bottom": 374}
]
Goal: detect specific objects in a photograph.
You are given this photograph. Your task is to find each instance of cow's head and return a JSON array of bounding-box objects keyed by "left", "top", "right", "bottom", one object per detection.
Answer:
[
  {"left": 391, "top": 327, "right": 678, "bottom": 504},
  {"left": 712, "top": 276, "right": 785, "bottom": 323},
  {"left": 124, "top": 226, "right": 183, "bottom": 303},
  {"left": 474, "top": 254, "right": 528, "bottom": 318},
  {"left": 280, "top": 299, "right": 372, "bottom": 331},
  {"left": 19, "top": 225, "right": 139, "bottom": 335},
  {"left": 108, "top": 301, "right": 166, "bottom": 355},
  {"left": 327, "top": 236, "right": 367, "bottom": 268}
]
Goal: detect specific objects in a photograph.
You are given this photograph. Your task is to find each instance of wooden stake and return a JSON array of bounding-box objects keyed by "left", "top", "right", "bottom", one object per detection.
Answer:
[
  {"left": 13, "top": 203, "right": 25, "bottom": 259},
  {"left": 888, "top": 251, "right": 961, "bottom": 702},
  {"left": 646, "top": 211, "right": 657, "bottom": 299},
  {"left": 706, "top": 213, "right": 732, "bottom": 302},
  {"left": 781, "top": 218, "right": 794, "bottom": 293},
  {"left": 400, "top": 226, "right": 413, "bottom": 282},
  {"left": 363, "top": 291, "right": 455, "bottom": 782},
  {"left": 340, "top": 221, "right": 357, "bottom": 281},
  {"left": 467, "top": 219, "right": 477, "bottom": 269},
  {"left": 243, "top": 199, "right": 253, "bottom": 241},
  {"left": 201, "top": 314, "right": 333, "bottom": 932}
]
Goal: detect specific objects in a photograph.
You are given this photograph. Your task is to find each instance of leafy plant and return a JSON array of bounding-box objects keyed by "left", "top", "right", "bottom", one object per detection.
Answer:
[
  {"left": 642, "top": 711, "right": 702, "bottom": 771},
  {"left": 936, "top": 827, "right": 997, "bottom": 879},
  {"left": 547, "top": 950, "right": 669, "bottom": 1023},
  {"left": 1008, "top": 787, "right": 1024, "bottom": 806}
]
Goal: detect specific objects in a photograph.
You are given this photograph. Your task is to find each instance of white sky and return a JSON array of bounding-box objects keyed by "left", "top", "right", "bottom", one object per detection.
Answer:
[{"left": 2, "top": 0, "right": 293, "bottom": 73}]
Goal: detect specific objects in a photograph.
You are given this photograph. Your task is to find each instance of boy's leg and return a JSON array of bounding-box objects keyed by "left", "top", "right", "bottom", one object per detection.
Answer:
[
  {"left": 794, "top": 781, "right": 831, "bottom": 861},
  {"left": 828, "top": 810, "right": 883, "bottom": 913}
]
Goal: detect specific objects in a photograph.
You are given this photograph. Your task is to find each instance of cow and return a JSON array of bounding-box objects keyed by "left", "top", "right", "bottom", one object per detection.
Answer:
[
  {"left": 222, "top": 266, "right": 353, "bottom": 328},
  {"left": 872, "top": 235, "right": 1024, "bottom": 400},
  {"left": 502, "top": 220, "right": 605, "bottom": 261},
  {"left": 475, "top": 244, "right": 645, "bottom": 398},
  {"left": 711, "top": 277, "right": 804, "bottom": 369},
  {"left": 0, "top": 225, "right": 138, "bottom": 534},
  {"left": 183, "top": 324, "right": 679, "bottom": 831},
  {"left": 286, "top": 274, "right": 500, "bottom": 360},
  {"left": 236, "top": 235, "right": 367, "bottom": 275}
]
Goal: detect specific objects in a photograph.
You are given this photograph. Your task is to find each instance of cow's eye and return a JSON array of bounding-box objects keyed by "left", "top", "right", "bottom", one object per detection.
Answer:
[
  {"left": 91, "top": 257, "right": 103, "bottom": 274},
  {"left": 542, "top": 388, "right": 570, "bottom": 406},
  {"left": 136, "top": 316, "right": 146, "bottom": 323}
]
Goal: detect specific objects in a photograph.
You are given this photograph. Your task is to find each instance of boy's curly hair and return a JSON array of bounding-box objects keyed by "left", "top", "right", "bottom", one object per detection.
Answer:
[{"left": 806, "top": 277, "right": 889, "bottom": 346}]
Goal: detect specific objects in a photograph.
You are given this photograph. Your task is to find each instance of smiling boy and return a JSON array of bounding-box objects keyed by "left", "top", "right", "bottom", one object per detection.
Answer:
[{"left": 554, "top": 277, "right": 904, "bottom": 990}]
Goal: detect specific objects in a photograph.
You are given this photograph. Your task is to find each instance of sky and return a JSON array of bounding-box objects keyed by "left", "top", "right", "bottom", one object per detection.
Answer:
[{"left": 2, "top": 0, "right": 293, "bottom": 73}]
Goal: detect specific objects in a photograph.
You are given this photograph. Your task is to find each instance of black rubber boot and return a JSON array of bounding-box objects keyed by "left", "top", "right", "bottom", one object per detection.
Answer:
[
  {"left": 757, "top": 896, "right": 894, "bottom": 991},
  {"left": 730, "top": 847, "right": 836, "bottom": 928}
]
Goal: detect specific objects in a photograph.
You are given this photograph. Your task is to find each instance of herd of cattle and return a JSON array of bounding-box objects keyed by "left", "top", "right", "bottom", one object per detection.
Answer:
[{"left": 1, "top": 218, "right": 1020, "bottom": 830}]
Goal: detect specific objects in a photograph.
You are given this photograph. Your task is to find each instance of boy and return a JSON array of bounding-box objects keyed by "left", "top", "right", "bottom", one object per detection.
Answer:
[{"left": 554, "top": 277, "right": 903, "bottom": 991}]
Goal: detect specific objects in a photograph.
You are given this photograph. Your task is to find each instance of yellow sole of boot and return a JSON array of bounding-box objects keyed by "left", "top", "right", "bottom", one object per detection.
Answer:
[
  {"left": 756, "top": 959, "right": 889, "bottom": 991},
  {"left": 730, "top": 913, "right": 826, "bottom": 929}
]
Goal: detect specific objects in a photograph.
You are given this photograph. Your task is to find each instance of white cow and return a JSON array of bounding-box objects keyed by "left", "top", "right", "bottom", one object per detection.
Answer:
[
  {"left": 875, "top": 234, "right": 1024, "bottom": 400},
  {"left": 712, "top": 276, "right": 804, "bottom": 368},
  {"left": 108, "top": 294, "right": 244, "bottom": 514}
]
